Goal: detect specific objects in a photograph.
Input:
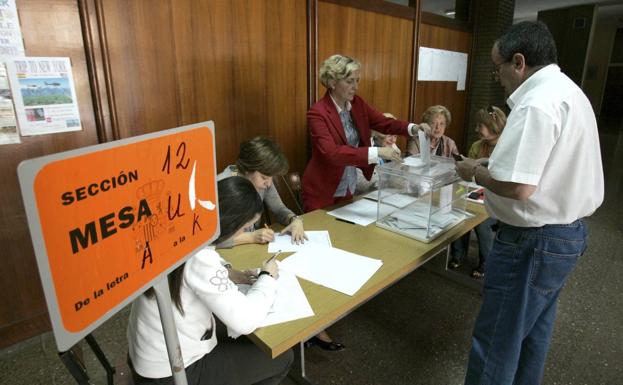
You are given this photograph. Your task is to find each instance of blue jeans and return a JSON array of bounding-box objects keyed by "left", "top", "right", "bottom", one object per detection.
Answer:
[
  {"left": 464, "top": 219, "right": 588, "bottom": 385},
  {"left": 451, "top": 217, "right": 497, "bottom": 269}
]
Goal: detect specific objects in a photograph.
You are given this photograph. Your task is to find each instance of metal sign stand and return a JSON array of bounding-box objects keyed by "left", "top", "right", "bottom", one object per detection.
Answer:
[
  {"left": 60, "top": 334, "right": 115, "bottom": 385},
  {"left": 153, "top": 277, "right": 188, "bottom": 385}
]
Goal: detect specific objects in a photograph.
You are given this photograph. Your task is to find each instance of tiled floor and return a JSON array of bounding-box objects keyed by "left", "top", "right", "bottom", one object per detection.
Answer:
[{"left": 1, "top": 118, "right": 622, "bottom": 385}]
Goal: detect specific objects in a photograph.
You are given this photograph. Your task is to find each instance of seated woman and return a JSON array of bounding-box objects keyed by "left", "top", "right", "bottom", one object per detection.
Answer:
[
  {"left": 217, "top": 136, "right": 307, "bottom": 247},
  {"left": 407, "top": 105, "right": 459, "bottom": 158},
  {"left": 127, "top": 176, "right": 293, "bottom": 385},
  {"left": 302, "top": 54, "right": 429, "bottom": 212},
  {"left": 449, "top": 106, "right": 507, "bottom": 279}
]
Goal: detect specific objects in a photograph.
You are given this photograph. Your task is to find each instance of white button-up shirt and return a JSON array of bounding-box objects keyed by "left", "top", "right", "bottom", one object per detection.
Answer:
[{"left": 486, "top": 64, "right": 604, "bottom": 227}]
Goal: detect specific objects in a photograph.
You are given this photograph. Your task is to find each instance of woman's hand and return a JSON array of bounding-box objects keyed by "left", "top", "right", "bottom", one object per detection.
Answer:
[
  {"left": 251, "top": 228, "right": 275, "bottom": 244},
  {"left": 280, "top": 218, "right": 308, "bottom": 244},
  {"left": 378, "top": 146, "right": 402, "bottom": 163},
  {"left": 261, "top": 258, "right": 279, "bottom": 280},
  {"left": 418, "top": 123, "right": 432, "bottom": 136}
]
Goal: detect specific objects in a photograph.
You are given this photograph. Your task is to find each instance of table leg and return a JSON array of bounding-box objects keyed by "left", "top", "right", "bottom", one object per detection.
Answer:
[
  {"left": 423, "top": 246, "right": 483, "bottom": 292},
  {"left": 288, "top": 341, "right": 316, "bottom": 385}
]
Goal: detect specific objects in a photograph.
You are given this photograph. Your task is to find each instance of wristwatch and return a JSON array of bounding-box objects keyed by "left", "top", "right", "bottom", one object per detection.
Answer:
[
  {"left": 258, "top": 270, "right": 273, "bottom": 278},
  {"left": 290, "top": 215, "right": 303, "bottom": 224}
]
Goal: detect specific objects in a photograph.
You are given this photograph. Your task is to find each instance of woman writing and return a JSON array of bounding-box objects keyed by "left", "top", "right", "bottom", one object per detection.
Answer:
[
  {"left": 128, "top": 176, "right": 293, "bottom": 385},
  {"left": 302, "top": 54, "right": 428, "bottom": 211},
  {"left": 218, "top": 136, "right": 307, "bottom": 247}
]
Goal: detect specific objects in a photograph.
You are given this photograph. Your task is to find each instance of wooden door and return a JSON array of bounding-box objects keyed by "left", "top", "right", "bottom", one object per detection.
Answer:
[{"left": 0, "top": 0, "right": 99, "bottom": 348}]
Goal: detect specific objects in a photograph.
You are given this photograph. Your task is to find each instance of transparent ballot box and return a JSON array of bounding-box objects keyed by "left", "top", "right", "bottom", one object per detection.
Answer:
[{"left": 375, "top": 155, "right": 467, "bottom": 243}]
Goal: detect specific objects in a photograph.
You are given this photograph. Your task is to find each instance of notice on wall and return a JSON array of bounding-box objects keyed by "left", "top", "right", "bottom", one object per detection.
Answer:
[
  {"left": 0, "top": 0, "right": 25, "bottom": 58},
  {"left": 0, "top": 64, "right": 19, "bottom": 144},
  {"left": 6, "top": 57, "right": 82, "bottom": 136},
  {"left": 417, "top": 47, "right": 468, "bottom": 91},
  {"left": 18, "top": 122, "right": 219, "bottom": 351},
  {"left": 0, "top": 0, "right": 24, "bottom": 144}
]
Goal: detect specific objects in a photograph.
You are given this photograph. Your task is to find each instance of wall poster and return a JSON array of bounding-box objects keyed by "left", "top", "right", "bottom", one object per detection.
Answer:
[{"left": 6, "top": 57, "right": 82, "bottom": 136}]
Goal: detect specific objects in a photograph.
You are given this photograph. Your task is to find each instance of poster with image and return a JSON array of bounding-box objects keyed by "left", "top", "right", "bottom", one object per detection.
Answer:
[{"left": 6, "top": 57, "right": 82, "bottom": 136}]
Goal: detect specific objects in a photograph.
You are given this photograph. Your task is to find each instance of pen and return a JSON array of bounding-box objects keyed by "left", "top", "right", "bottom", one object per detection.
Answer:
[
  {"left": 268, "top": 250, "right": 281, "bottom": 263},
  {"left": 335, "top": 217, "right": 356, "bottom": 225}
]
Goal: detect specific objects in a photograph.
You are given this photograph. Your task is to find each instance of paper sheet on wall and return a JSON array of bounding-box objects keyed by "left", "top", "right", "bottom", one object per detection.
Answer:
[
  {"left": 417, "top": 47, "right": 468, "bottom": 91},
  {"left": 279, "top": 245, "right": 383, "bottom": 296},
  {"left": 6, "top": 57, "right": 82, "bottom": 136},
  {"left": 0, "top": 0, "right": 24, "bottom": 145},
  {"left": 0, "top": 64, "right": 19, "bottom": 144},
  {"left": 0, "top": 0, "right": 24, "bottom": 59},
  {"left": 268, "top": 230, "right": 332, "bottom": 253}
]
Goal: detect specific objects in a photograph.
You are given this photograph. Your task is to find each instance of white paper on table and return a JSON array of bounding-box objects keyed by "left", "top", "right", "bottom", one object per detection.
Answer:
[
  {"left": 362, "top": 188, "right": 399, "bottom": 201},
  {"left": 327, "top": 199, "right": 395, "bottom": 226},
  {"left": 362, "top": 188, "right": 416, "bottom": 208},
  {"left": 236, "top": 269, "right": 314, "bottom": 327},
  {"left": 279, "top": 245, "right": 383, "bottom": 296},
  {"left": 268, "top": 230, "right": 332, "bottom": 253}
]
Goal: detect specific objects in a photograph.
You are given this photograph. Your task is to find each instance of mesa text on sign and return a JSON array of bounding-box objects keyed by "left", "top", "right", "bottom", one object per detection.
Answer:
[{"left": 19, "top": 122, "right": 218, "bottom": 349}]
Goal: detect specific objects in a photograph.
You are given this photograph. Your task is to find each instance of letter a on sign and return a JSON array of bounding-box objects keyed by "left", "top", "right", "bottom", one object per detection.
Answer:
[{"left": 18, "top": 121, "right": 220, "bottom": 351}]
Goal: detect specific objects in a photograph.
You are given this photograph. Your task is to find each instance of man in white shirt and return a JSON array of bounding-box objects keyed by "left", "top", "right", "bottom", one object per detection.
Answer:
[{"left": 456, "top": 21, "right": 604, "bottom": 385}]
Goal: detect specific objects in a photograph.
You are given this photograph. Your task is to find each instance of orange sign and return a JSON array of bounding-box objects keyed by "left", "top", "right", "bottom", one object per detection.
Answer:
[{"left": 19, "top": 122, "right": 218, "bottom": 349}]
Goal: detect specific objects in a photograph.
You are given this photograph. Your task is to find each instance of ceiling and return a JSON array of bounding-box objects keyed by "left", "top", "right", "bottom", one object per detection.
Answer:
[{"left": 420, "top": 0, "right": 623, "bottom": 21}]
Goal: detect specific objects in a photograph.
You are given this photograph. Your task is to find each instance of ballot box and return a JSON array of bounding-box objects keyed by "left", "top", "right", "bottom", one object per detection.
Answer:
[{"left": 375, "top": 155, "right": 467, "bottom": 243}]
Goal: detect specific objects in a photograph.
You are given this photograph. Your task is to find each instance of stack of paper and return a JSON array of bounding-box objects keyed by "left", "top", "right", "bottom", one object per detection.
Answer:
[
  {"left": 279, "top": 245, "right": 383, "bottom": 296},
  {"left": 268, "top": 230, "right": 332, "bottom": 253},
  {"left": 362, "top": 189, "right": 417, "bottom": 208},
  {"left": 327, "top": 199, "right": 395, "bottom": 226}
]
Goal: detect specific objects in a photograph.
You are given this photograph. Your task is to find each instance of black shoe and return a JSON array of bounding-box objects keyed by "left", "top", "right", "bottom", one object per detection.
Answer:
[
  {"left": 448, "top": 257, "right": 460, "bottom": 269},
  {"left": 304, "top": 336, "right": 345, "bottom": 351}
]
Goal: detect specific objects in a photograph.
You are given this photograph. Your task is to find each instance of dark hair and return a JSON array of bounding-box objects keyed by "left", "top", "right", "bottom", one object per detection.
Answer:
[
  {"left": 495, "top": 21, "right": 557, "bottom": 67},
  {"left": 153, "top": 176, "right": 263, "bottom": 314},
  {"left": 236, "top": 136, "right": 289, "bottom": 176},
  {"left": 213, "top": 176, "right": 263, "bottom": 244}
]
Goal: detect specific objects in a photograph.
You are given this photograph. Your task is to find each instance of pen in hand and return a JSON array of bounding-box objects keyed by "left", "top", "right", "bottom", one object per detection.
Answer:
[
  {"left": 262, "top": 223, "right": 275, "bottom": 243},
  {"left": 261, "top": 250, "right": 280, "bottom": 279}
]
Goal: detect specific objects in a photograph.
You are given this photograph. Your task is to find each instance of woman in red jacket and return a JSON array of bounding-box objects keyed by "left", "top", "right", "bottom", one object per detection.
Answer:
[{"left": 302, "top": 54, "right": 427, "bottom": 211}]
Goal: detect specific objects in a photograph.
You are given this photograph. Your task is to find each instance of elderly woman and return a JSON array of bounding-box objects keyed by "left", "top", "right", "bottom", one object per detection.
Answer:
[
  {"left": 449, "top": 106, "right": 507, "bottom": 279},
  {"left": 217, "top": 136, "right": 307, "bottom": 248},
  {"left": 407, "top": 105, "right": 458, "bottom": 157},
  {"left": 302, "top": 54, "right": 428, "bottom": 212}
]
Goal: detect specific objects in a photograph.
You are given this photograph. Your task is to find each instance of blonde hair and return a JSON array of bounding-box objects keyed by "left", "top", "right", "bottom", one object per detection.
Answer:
[
  {"left": 474, "top": 106, "right": 507, "bottom": 137},
  {"left": 422, "top": 105, "right": 451, "bottom": 126},
  {"left": 319, "top": 54, "right": 361, "bottom": 89},
  {"left": 474, "top": 106, "right": 507, "bottom": 158}
]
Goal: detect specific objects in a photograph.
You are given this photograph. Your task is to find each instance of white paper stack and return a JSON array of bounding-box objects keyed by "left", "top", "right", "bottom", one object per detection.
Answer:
[
  {"left": 327, "top": 199, "right": 395, "bottom": 226},
  {"left": 279, "top": 245, "right": 383, "bottom": 296}
]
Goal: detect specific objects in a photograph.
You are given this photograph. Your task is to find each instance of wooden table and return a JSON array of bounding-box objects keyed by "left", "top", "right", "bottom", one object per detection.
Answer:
[{"left": 219, "top": 202, "right": 488, "bottom": 360}]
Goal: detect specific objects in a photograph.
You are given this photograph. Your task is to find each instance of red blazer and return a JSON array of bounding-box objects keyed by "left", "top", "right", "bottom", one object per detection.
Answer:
[{"left": 302, "top": 92, "right": 410, "bottom": 211}]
